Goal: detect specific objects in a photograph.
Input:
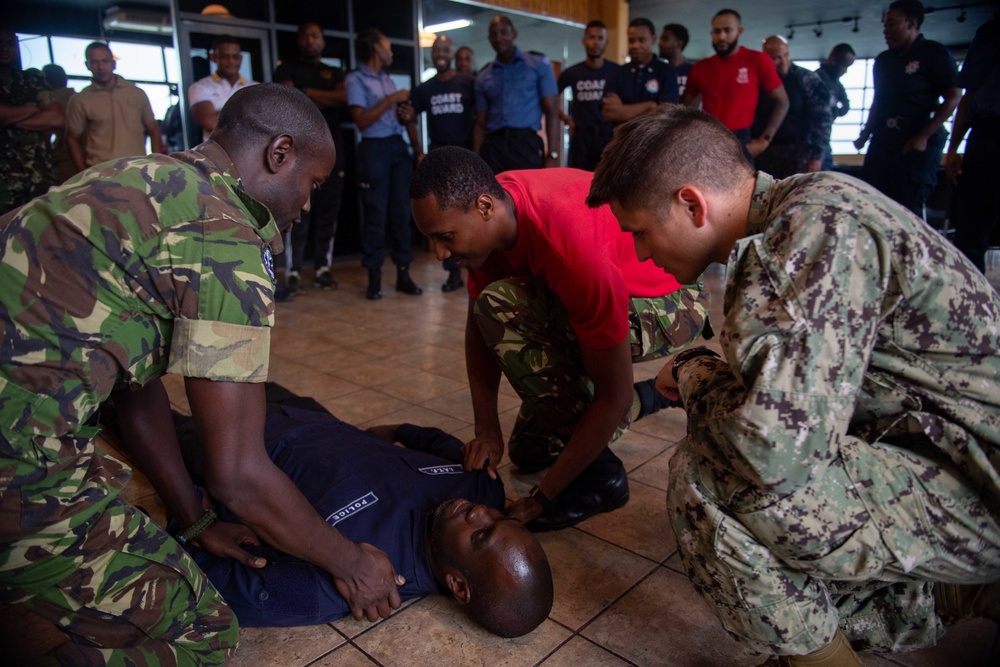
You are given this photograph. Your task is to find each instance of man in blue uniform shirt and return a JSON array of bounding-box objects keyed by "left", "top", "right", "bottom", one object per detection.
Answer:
[
  {"left": 473, "top": 15, "right": 561, "bottom": 173},
  {"left": 855, "top": 0, "right": 960, "bottom": 217},
  {"left": 603, "top": 18, "right": 679, "bottom": 126},
  {"left": 557, "top": 20, "right": 618, "bottom": 171},
  {"left": 173, "top": 385, "right": 553, "bottom": 638}
]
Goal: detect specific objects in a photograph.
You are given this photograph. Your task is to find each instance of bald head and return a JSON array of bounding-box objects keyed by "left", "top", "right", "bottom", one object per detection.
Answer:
[{"left": 762, "top": 35, "right": 790, "bottom": 76}]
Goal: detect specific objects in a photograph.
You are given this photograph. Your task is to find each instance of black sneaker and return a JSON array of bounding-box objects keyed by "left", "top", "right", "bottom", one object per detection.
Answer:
[
  {"left": 286, "top": 271, "right": 303, "bottom": 294},
  {"left": 316, "top": 268, "right": 338, "bottom": 290},
  {"left": 366, "top": 269, "right": 382, "bottom": 300},
  {"left": 274, "top": 283, "right": 293, "bottom": 302}
]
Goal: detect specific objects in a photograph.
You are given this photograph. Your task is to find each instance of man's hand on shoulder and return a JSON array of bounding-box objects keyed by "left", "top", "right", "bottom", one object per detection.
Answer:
[{"left": 333, "top": 542, "right": 405, "bottom": 622}]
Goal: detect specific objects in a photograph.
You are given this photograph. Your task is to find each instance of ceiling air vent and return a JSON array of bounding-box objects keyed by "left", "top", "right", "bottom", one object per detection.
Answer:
[{"left": 103, "top": 5, "right": 172, "bottom": 34}]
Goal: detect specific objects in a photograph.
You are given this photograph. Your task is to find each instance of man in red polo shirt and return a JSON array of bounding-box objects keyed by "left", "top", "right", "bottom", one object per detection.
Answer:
[
  {"left": 409, "top": 147, "right": 711, "bottom": 531},
  {"left": 683, "top": 8, "right": 789, "bottom": 163}
]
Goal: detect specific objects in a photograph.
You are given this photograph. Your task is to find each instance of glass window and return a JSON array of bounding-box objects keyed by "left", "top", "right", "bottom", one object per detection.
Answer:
[
  {"left": 136, "top": 82, "right": 173, "bottom": 121},
  {"left": 51, "top": 36, "right": 95, "bottom": 77},
  {"left": 16, "top": 34, "right": 49, "bottom": 71},
  {"left": 164, "top": 47, "right": 180, "bottom": 84},
  {"left": 109, "top": 41, "right": 165, "bottom": 81}
]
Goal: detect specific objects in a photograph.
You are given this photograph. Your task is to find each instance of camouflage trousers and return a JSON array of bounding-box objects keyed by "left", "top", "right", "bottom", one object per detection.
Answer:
[
  {"left": 474, "top": 277, "right": 711, "bottom": 470},
  {"left": 668, "top": 433, "right": 1000, "bottom": 656},
  {"left": 0, "top": 431, "right": 237, "bottom": 666}
]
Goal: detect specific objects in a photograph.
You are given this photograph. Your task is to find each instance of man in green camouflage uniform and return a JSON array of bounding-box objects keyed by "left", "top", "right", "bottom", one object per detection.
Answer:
[
  {"left": 589, "top": 106, "right": 1000, "bottom": 665},
  {"left": 411, "top": 148, "right": 711, "bottom": 531},
  {"left": 0, "top": 28, "right": 61, "bottom": 214},
  {"left": 0, "top": 84, "right": 404, "bottom": 665}
]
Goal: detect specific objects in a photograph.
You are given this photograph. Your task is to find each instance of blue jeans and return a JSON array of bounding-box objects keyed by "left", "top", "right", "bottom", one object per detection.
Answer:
[{"left": 356, "top": 136, "right": 414, "bottom": 270}]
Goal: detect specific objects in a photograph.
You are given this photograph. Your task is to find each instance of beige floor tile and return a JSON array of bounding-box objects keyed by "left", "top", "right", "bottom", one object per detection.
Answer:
[
  {"left": 353, "top": 594, "right": 572, "bottom": 666},
  {"left": 354, "top": 403, "right": 470, "bottom": 436},
  {"left": 265, "top": 364, "right": 362, "bottom": 402},
  {"left": 576, "top": 478, "right": 674, "bottom": 562},
  {"left": 229, "top": 623, "right": 345, "bottom": 666},
  {"left": 538, "top": 529, "right": 659, "bottom": 630},
  {"left": 309, "top": 643, "right": 381, "bottom": 666},
  {"left": 612, "top": 428, "right": 673, "bottom": 474},
  {"left": 497, "top": 460, "right": 545, "bottom": 502},
  {"left": 582, "top": 566, "right": 758, "bottom": 667},
  {"left": 628, "top": 445, "right": 679, "bottom": 492},
  {"left": 332, "top": 597, "right": 422, "bottom": 639},
  {"left": 325, "top": 357, "right": 420, "bottom": 386},
  {"left": 540, "top": 636, "right": 632, "bottom": 666},
  {"left": 387, "top": 342, "right": 468, "bottom": 371},
  {"left": 374, "top": 368, "right": 468, "bottom": 403},
  {"left": 318, "top": 389, "right": 413, "bottom": 425}
]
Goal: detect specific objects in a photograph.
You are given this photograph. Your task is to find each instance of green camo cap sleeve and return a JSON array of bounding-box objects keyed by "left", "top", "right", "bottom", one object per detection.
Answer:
[{"left": 167, "top": 319, "right": 269, "bottom": 381}]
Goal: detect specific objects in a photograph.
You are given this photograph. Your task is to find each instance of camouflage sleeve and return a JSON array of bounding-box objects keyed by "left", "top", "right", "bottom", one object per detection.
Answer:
[
  {"left": 676, "top": 202, "right": 881, "bottom": 494},
  {"left": 803, "top": 70, "right": 834, "bottom": 162},
  {"left": 161, "top": 219, "right": 274, "bottom": 383}
]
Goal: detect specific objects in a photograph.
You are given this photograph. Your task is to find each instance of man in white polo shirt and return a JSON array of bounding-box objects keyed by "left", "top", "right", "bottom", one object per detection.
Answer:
[{"left": 188, "top": 34, "right": 257, "bottom": 141}]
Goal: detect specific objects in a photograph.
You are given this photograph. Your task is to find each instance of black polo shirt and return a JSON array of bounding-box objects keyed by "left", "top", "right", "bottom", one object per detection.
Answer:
[{"left": 605, "top": 57, "right": 679, "bottom": 107}]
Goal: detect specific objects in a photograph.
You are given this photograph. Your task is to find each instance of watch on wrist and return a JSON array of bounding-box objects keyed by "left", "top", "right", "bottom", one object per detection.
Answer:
[
  {"left": 761, "top": 133, "right": 772, "bottom": 143},
  {"left": 546, "top": 150, "right": 559, "bottom": 160},
  {"left": 529, "top": 485, "right": 556, "bottom": 512},
  {"left": 671, "top": 346, "right": 721, "bottom": 383}
]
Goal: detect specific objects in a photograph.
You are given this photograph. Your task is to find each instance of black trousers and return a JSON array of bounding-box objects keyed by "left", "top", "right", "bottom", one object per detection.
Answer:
[
  {"left": 952, "top": 122, "right": 1000, "bottom": 273},
  {"left": 480, "top": 128, "right": 543, "bottom": 174},
  {"left": 568, "top": 128, "right": 613, "bottom": 171}
]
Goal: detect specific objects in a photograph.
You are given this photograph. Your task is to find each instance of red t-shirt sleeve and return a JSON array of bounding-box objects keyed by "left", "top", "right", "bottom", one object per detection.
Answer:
[
  {"left": 684, "top": 62, "right": 702, "bottom": 98},
  {"left": 757, "top": 51, "right": 783, "bottom": 93}
]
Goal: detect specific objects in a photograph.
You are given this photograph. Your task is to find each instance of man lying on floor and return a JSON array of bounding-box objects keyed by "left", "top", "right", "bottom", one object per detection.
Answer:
[{"left": 167, "top": 384, "right": 553, "bottom": 637}]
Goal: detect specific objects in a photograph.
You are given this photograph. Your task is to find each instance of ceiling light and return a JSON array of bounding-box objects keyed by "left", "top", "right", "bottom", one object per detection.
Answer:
[{"left": 423, "top": 20, "right": 472, "bottom": 33}]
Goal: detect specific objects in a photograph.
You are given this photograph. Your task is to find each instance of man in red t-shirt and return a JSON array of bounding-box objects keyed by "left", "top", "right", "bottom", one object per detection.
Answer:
[
  {"left": 410, "top": 147, "right": 711, "bottom": 531},
  {"left": 683, "top": 9, "right": 789, "bottom": 162}
]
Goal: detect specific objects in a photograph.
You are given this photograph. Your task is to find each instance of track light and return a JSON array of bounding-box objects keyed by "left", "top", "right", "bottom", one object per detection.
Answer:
[
  {"left": 853, "top": 17, "right": 860, "bottom": 32},
  {"left": 787, "top": 27, "right": 795, "bottom": 39},
  {"left": 957, "top": 8, "right": 967, "bottom": 22},
  {"left": 814, "top": 23, "right": 823, "bottom": 37}
]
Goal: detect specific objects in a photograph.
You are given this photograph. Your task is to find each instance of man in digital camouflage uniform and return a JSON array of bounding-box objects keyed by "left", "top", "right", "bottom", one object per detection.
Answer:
[
  {"left": 411, "top": 147, "right": 711, "bottom": 532},
  {"left": 588, "top": 106, "right": 1000, "bottom": 666},
  {"left": 0, "top": 84, "right": 405, "bottom": 664}
]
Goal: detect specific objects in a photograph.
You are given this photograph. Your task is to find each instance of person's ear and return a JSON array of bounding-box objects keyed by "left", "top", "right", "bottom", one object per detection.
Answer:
[
  {"left": 445, "top": 572, "right": 471, "bottom": 605},
  {"left": 265, "top": 134, "right": 295, "bottom": 175},
  {"left": 677, "top": 185, "right": 709, "bottom": 229},
  {"left": 476, "top": 194, "right": 493, "bottom": 220}
]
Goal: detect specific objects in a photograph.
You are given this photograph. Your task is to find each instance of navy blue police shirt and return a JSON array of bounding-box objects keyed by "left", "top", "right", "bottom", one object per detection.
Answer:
[
  {"left": 605, "top": 57, "right": 679, "bottom": 112},
  {"left": 189, "top": 405, "right": 505, "bottom": 627},
  {"left": 557, "top": 60, "right": 619, "bottom": 133}
]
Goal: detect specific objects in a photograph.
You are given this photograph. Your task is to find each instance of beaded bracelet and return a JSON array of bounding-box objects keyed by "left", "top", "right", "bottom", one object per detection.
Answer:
[{"left": 177, "top": 508, "right": 218, "bottom": 546}]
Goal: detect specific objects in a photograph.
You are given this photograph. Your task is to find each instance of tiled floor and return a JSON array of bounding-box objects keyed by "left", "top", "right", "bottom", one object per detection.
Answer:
[{"left": 14, "top": 253, "right": 996, "bottom": 665}]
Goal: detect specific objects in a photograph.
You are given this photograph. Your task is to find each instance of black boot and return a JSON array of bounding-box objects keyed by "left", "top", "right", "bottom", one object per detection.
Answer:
[
  {"left": 442, "top": 269, "right": 464, "bottom": 292},
  {"left": 396, "top": 265, "right": 423, "bottom": 295},
  {"left": 366, "top": 269, "right": 382, "bottom": 300},
  {"left": 525, "top": 447, "right": 629, "bottom": 532}
]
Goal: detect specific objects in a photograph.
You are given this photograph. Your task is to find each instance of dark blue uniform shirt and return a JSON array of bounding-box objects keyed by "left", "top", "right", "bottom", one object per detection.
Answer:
[
  {"left": 190, "top": 406, "right": 505, "bottom": 627},
  {"left": 557, "top": 60, "right": 618, "bottom": 133},
  {"left": 872, "top": 35, "right": 958, "bottom": 137},
  {"left": 605, "top": 57, "right": 679, "bottom": 109},
  {"left": 475, "top": 47, "right": 558, "bottom": 132}
]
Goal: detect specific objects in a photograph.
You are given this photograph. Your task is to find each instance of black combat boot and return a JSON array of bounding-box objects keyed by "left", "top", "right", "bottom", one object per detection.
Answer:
[
  {"left": 366, "top": 269, "right": 382, "bottom": 300},
  {"left": 396, "top": 265, "right": 423, "bottom": 295}
]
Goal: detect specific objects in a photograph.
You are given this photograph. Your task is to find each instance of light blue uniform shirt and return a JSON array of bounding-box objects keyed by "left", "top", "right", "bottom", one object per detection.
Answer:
[
  {"left": 475, "top": 48, "right": 558, "bottom": 132},
  {"left": 346, "top": 65, "right": 405, "bottom": 139}
]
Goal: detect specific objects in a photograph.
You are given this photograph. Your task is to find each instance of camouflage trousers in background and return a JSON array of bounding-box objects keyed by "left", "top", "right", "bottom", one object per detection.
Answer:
[
  {"left": 1, "top": 434, "right": 238, "bottom": 666},
  {"left": 668, "top": 434, "right": 1000, "bottom": 656},
  {"left": 474, "top": 277, "right": 711, "bottom": 470}
]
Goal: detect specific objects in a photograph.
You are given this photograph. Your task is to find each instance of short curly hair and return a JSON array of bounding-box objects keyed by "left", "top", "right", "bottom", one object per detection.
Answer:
[{"left": 409, "top": 147, "right": 506, "bottom": 210}]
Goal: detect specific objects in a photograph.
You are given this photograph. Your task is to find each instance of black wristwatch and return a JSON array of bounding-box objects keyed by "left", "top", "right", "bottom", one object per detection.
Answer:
[{"left": 671, "top": 346, "right": 721, "bottom": 383}]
